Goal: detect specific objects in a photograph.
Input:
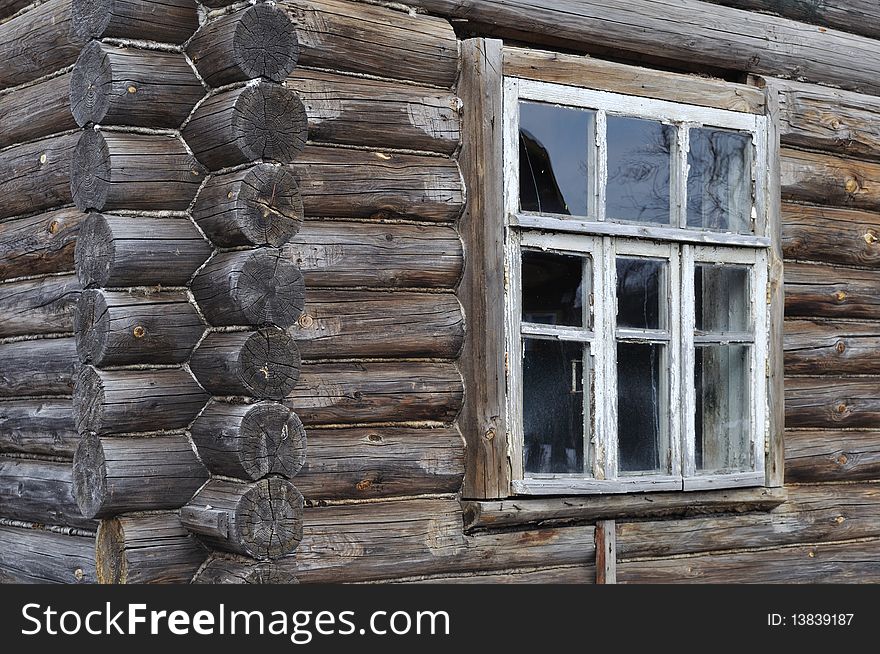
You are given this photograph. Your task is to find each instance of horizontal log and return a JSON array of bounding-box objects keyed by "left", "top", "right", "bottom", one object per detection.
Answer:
[
  {"left": 405, "top": 565, "right": 595, "bottom": 584},
  {"left": 0, "top": 526, "right": 95, "bottom": 584},
  {"left": 74, "top": 213, "right": 211, "bottom": 288},
  {"left": 0, "top": 73, "right": 76, "bottom": 149},
  {"left": 71, "top": 130, "right": 206, "bottom": 212},
  {"left": 781, "top": 203, "right": 880, "bottom": 268},
  {"left": 410, "top": 0, "right": 880, "bottom": 96},
  {"left": 73, "top": 433, "right": 208, "bottom": 518},
  {"left": 785, "top": 376, "right": 880, "bottom": 428},
  {"left": 288, "top": 360, "right": 463, "bottom": 425},
  {"left": 785, "top": 262, "right": 880, "bottom": 319},
  {"left": 283, "top": 0, "right": 458, "bottom": 88},
  {"left": 70, "top": 42, "right": 204, "bottom": 128},
  {"left": 0, "top": 132, "right": 77, "bottom": 220},
  {"left": 785, "top": 318, "right": 880, "bottom": 375},
  {"left": 193, "top": 555, "right": 299, "bottom": 584},
  {"left": 190, "top": 401, "right": 307, "bottom": 480},
  {"left": 189, "top": 328, "right": 300, "bottom": 400},
  {"left": 181, "top": 478, "right": 304, "bottom": 560},
  {"left": 785, "top": 429, "right": 880, "bottom": 483},
  {"left": 0, "top": 337, "right": 78, "bottom": 397},
  {"left": 0, "top": 207, "right": 84, "bottom": 282},
  {"left": 182, "top": 83, "right": 307, "bottom": 170},
  {"left": 191, "top": 249, "right": 305, "bottom": 328},
  {"left": 293, "top": 145, "right": 464, "bottom": 223},
  {"left": 191, "top": 165, "right": 303, "bottom": 248},
  {"left": 286, "top": 69, "right": 460, "bottom": 154},
  {"left": 0, "top": 275, "right": 80, "bottom": 338},
  {"left": 0, "top": 399, "right": 80, "bottom": 457},
  {"left": 290, "top": 290, "right": 464, "bottom": 359},
  {"left": 0, "top": 457, "right": 95, "bottom": 528},
  {"left": 74, "top": 289, "right": 205, "bottom": 366},
  {"left": 187, "top": 4, "right": 299, "bottom": 87},
  {"left": 73, "top": 366, "right": 209, "bottom": 435},
  {"left": 71, "top": 0, "right": 199, "bottom": 44},
  {"left": 781, "top": 148, "right": 880, "bottom": 211},
  {"left": 96, "top": 513, "right": 208, "bottom": 584},
  {"left": 284, "top": 221, "right": 463, "bottom": 288},
  {"left": 294, "top": 426, "right": 463, "bottom": 500},
  {"left": 0, "top": 0, "right": 32, "bottom": 20}
]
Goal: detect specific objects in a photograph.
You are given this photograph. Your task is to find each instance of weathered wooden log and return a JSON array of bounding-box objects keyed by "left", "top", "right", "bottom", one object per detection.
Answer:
[
  {"left": 191, "top": 165, "right": 303, "bottom": 248},
  {"left": 287, "top": 69, "right": 460, "bottom": 154},
  {"left": 0, "top": 73, "right": 76, "bottom": 149},
  {"left": 284, "top": 221, "right": 463, "bottom": 288},
  {"left": 0, "top": 526, "right": 95, "bottom": 584},
  {"left": 182, "top": 83, "right": 308, "bottom": 170},
  {"left": 785, "top": 262, "right": 880, "bottom": 319},
  {"left": 785, "top": 319, "right": 880, "bottom": 376},
  {"left": 96, "top": 513, "right": 208, "bottom": 584},
  {"left": 74, "top": 289, "right": 205, "bottom": 366},
  {"left": 406, "top": 566, "right": 595, "bottom": 584},
  {"left": 782, "top": 203, "right": 880, "bottom": 268},
  {"left": 73, "top": 366, "right": 209, "bottom": 435},
  {"left": 191, "top": 249, "right": 305, "bottom": 328},
  {"left": 187, "top": 4, "right": 299, "bottom": 87},
  {"left": 785, "top": 376, "right": 880, "bottom": 429},
  {"left": 293, "top": 145, "right": 464, "bottom": 223},
  {"left": 71, "top": 0, "right": 199, "bottom": 44},
  {"left": 291, "top": 290, "right": 464, "bottom": 359},
  {"left": 706, "top": 0, "right": 880, "bottom": 41},
  {"left": 284, "top": 0, "right": 458, "bottom": 88},
  {"left": 74, "top": 213, "right": 211, "bottom": 288},
  {"left": 71, "top": 130, "right": 206, "bottom": 212},
  {"left": 193, "top": 555, "right": 299, "bottom": 584},
  {"left": 190, "top": 401, "right": 306, "bottom": 480},
  {"left": 781, "top": 148, "right": 880, "bottom": 211},
  {"left": 70, "top": 42, "right": 204, "bottom": 128},
  {"left": 785, "top": 429, "right": 880, "bottom": 483},
  {"left": 0, "top": 458, "right": 96, "bottom": 528},
  {"left": 0, "top": 338, "right": 78, "bottom": 397},
  {"left": 73, "top": 433, "right": 208, "bottom": 518},
  {"left": 0, "top": 132, "right": 77, "bottom": 220},
  {"left": 0, "top": 399, "right": 79, "bottom": 457},
  {"left": 0, "top": 0, "right": 33, "bottom": 20},
  {"left": 295, "top": 426, "right": 464, "bottom": 500},
  {"left": 0, "top": 275, "right": 81, "bottom": 338},
  {"left": 288, "top": 360, "right": 463, "bottom": 425},
  {"left": 181, "top": 478, "right": 304, "bottom": 560},
  {"left": 0, "top": 207, "right": 83, "bottom": 282},
  {"left": 190, "top": 328, "right": 300, "bottom": 400}
]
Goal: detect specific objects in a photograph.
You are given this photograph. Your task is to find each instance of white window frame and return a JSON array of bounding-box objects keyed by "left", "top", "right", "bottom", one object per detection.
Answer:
[{"left": 504, "top": 77, "right": 771, "bottom": 495}]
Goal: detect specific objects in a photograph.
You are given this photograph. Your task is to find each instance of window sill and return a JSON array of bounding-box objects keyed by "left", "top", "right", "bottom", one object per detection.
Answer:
[{"left": 461, "top": 486, "right": 787, "bottom": 533}]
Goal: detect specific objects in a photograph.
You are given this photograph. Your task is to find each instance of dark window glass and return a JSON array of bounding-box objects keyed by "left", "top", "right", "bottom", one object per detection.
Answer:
[
  {"left": 522, "top": 250, "right": 588, "bottom": 328},
  {"left": 616, "top": 257, "right": 665, "bottom": 330},
  {"left": 617, "top": 343, "right": 664, "bottom": 473},
  {"left": 695, "top": 264, "right": 750, "bottom": 333},
  {"left": 607, "top": 117, "right": 673, "bottom": 224},
  {"left": 687, "top": 128, "right": 752, "bottom": 233}
]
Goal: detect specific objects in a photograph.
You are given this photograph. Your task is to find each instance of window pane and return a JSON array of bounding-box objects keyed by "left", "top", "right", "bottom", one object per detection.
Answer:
[
  {"left": 695, "top": 345, "right": 751, "bottom": 473},
  {"left": 617, "top": 342, "right": 665, "bottom": 473},
  {"left": 695, "top": 264, "right": 750, "bottom": 333},
  {"left": 519, "top": 102, "right": 593, "bottom": 217},
  {"left": 606, "top": 117, "right": 673, "bottom": 224},
  {"left": 523, "top": 339, "right": 588, "bottom": 475},
  {"left": 522, "top": 250, "right": 588, "bottom": 328},
  {"left": 687, "top": 128, "right": 752, "bottom": 233},
  {"left": 616, "top": 257, "right": 665, "bottom": 330}
]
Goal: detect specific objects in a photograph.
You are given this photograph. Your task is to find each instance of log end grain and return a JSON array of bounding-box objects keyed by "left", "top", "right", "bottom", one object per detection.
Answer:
[
  {"left": 234, "top": 4, "right": 299, "bottom": 82},
  {"left": 69, "top": 41, "right": 111, "bottom": 127},
  {"left": 95, "top": 517, "right": 126, "bottom": 583},
  {"left": 74, "top": 288, "right": 109, "bottom": 365},
  {"left": 193, "top": 556, "right": 299, "bottom": 584},
  {"left": 237, "top": 328, "right": 302, "bottom": 399},
  {"left": 71, "top": 0, "right": 111, "bottom": 43},
  {"left": 237, "top": 477, "right": 304, "bottom": 559},
  {"left": 73, "top": 366, "right": 104, "bottom": 436},
  {"left": 70, "top": 130, "right": 111, "bottom": 211},
  {"left": 233, "top": 84, "right": 308, "bottom": 163},
  {"left": 240, "top": 403, "right": 307, "bottom": 479},
  {"left": 73, "top": 213, "right": 113, "bottom": 288},
  {"left": 72, "top": 432, "right": 107, "bottom": 519}
]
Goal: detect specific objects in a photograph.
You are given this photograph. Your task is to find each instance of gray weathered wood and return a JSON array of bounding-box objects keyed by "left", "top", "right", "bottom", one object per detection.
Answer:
[
  {"left": 0, "top": 73, "right": 76, "bottom": 149},
  {"left": 0, "top": 207, "right": 83, "bottom": 282},
  {"left": 782, "top": 203, "right": 880, "bottom": 268},
  {"left": 187, "top": 4, "right": 299, "bottom": 88},
  {"left": 785, "top": 261, "right": 880, "bottom": 319},
  {"left": 181, "top": 477, "right": 304, "bottom": 560},
  {"left": 74, "top": 289, "right": 205, "bottom": 366},
  {"left": 785, "top": 318, "right": 880, "bottom": 376},
  {"left": 0, "top": 337, "right": 78, "bottom": 397},
  {"left": 73, "top": 433, "right": 208, "bottom": 518},
  {"left": 287, "top": 68, "right": 460, "bottom": 154},
  {"left": 190, "top": 401, "right": 307, "bottom": 480},
  {"left": 786, "top": 376, "right": 880, "bottom": 428},
  {"left": 0, "top": 132, "right": 77, "bottom": 220},
  {"left": 182, "top": 83, "right": 308, "bottom": 170},
  {"left": 71, "top": 130, "right": 206, "bottom": 212},
  {"left": 191, "top": 164, "right": 303, "bottom": 248},
  {"left": 706, "top": 0, "right": 880, "bottom": 41},
  {"left": 0, "top": 399, "right": 79, "bottom": 458},
  {"left": 0, "top": 457, "right": 96, "bottom": 528},
  {"left": 782, "top": 148, "right": 880, "bottom": 211},
  {"left": 71, "top": 0, "right": 199, "bottom": 44},
  {"left": 594, "top": 519, "right": 616, "bottom": 584},
  {"left": 0, "top": 525, "right": 95, "bottom": 584},
  {"left": 193, "top": 555, "right": 299, "bottom": 584},
  {"left": 284, "top": 221, "right": 463, "bottom": 288},
  {"left": 189, "top": 328, "right": 300, "bottom": 400},
  {"left": 191, "top": 249, "right": 305, "bottom": 328},
  {"left": 785, "top": 429, "right": 880, "bottom": 483},
  {"left": 73, "top": 366, "right": 209, "bottom": 435},
  {"left": 403, "top": 565, "right": 595, "bottom": 584},
  {"left": 74, "top": 213, "right": 211, "bottom": 288},
  {"left": 96, "top": 513, "right": 208, "bottom": 584},
  {"left": 0, "top": 275, "right": 81, "bottom": 338},
  {"left": 70, "top": 42, "right": 204, "bottom": 128},
  {"left": 0, "top": 0, "right": 33, "bottom": 20}
]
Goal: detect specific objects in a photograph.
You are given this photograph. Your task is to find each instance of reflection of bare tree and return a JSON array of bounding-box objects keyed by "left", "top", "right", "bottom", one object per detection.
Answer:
[
  {"left": 607, "top": 120, "right": 673, "bottom": 224},
  {"left": 687, "top": 129, "right": 750, "bottom": 231},
  {"left": 519, "top": 129, "right": 570, "bottom": 215}
]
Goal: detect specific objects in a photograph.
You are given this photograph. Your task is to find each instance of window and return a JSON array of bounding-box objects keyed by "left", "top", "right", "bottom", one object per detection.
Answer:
[{"left": 504, "top": 78, "right": 771, "bottom": 495}]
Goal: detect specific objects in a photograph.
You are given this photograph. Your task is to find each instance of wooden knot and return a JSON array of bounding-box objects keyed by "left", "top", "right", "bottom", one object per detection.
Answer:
[
  {"left": 844, "top": 177, "right": 860, "bottom": 194},
  {"left": 367, "top": 434, "right": 382, "bottom": 443},
  {"left": 47, "top": 220, "right": 59, "bottom": 234},
  {"left": 190, "top": 168, "right": 201, "bottom": 177},
  {"left": 808, "top": 550, "right": 816, "bottom": 558},
  {"left": 227, "top": 191, "right": 235, "bottom": 200},
  {"left": 38, "top": 153, "right": 47, "bottom": 165},
  {"left": 375, "top": 152, "right": 392, "bottom": 161},
  {"left": 829, "top": 118, "right": 841, "bottom": 130},
  {"left": 837, "top": 454, "right": 848, "bottom": 466},
  {"left": 74, "top": 568, "right": 84, "bottom": 581},
  {"left": 127, "top": 85, "right": 137, "bottom": 94},
  {"left": 485, "top": 427, "right": 496, "bottom": 441},
  {"left": 835, "top": 515, "right": 846, "bottom": 524},
  {"left": 298, "top": 313, "right": 314, "bottom": 329},
  {"left": 864, "top": 231, "right": 878, "bottom": 245},
  {"left": 356, "top": 479, "right": 372, "bottom": 491},
  {"left": 132, "top": 325, "right": 146, "bottom": 338},
  {"left": 835, "top": 290, "right": 847, "bottom": 302},
  {"left": 836, "top": 341, "right": 846, "bottom": 353},
  {"left": 837, "top": 403, "right": 848, "bottom": 414}
]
